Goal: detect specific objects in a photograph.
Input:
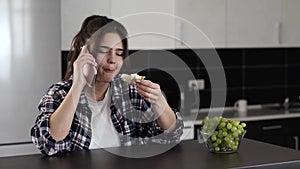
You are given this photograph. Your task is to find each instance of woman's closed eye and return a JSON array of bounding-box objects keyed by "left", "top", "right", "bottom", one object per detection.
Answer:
[
  {"left": 115, "top": 49, "right": 124, "bottom": 56},
  {"left": 98, "top": 46, "right": 124, "bottom": 56}
]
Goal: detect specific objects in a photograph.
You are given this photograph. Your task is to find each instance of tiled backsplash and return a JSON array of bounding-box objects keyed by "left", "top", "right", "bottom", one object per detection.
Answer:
[
  {"left": 61, "top": 47, "right": 300, "bottom": 111},
  {"left": 170, "top": 47, "right": 300, "bottom": 109}
]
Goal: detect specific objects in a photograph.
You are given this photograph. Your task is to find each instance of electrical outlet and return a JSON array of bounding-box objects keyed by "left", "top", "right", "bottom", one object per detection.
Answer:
[{"left": 188, "top": 79, "right": 205, "bottom": 90}]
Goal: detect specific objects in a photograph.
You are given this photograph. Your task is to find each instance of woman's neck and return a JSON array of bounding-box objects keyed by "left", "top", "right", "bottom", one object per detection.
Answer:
[{"left": 85, "top": 82, "right": 109, "bottom": 101}]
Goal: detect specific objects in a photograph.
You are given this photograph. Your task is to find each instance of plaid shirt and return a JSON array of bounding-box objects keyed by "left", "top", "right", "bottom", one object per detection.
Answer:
[{"left": 31, "top": 74, "right": 183, "bottom": 156}]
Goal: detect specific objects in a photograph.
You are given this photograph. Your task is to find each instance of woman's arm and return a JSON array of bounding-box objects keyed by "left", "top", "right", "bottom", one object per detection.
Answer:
[
  {"left": 31, "top": 46, "right": 97, "bottom": 155},
  {"left": 49, "top": 84, "right": 82, "bottom": 141},
  {"left": 50, "top": 46, "right": 96, "bottom": 141},
  {"left": 135, "top": 80, "right": 177, "bottom": 131},
  {"left": 31, "top": 81, "right": 75, "bottom": 156}
]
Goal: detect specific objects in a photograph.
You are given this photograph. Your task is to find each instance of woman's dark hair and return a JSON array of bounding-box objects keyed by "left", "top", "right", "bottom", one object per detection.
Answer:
[{"left": 63, "top": 15, "right": 128, "bottom": 80}]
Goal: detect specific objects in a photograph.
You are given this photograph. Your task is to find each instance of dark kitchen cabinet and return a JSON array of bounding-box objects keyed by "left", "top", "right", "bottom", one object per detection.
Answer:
[
  {"left": 193, "top": 117, "right": 300, "bottom": 150},
  {"left": 244, "top": 117, "right": 300, "bottom": 150}
]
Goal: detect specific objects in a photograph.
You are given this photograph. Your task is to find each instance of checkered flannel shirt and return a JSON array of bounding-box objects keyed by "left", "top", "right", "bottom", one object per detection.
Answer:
[{"left": 31, "top": 74, "right": 183, "bottom": 156}]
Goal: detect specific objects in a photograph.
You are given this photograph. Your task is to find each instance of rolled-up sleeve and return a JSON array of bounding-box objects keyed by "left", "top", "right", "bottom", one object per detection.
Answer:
[
  {"left": 30, "top": 84, "right": 73, "bottom": 156},
  {"left": 139, "top": 108, "right": 184, "bottom": 144},
  {"left": 129, "top": 85, "right": 184, "bottom": 144},
  {"left": 153, "top": 109, "right": 183, "bottom": 144}
]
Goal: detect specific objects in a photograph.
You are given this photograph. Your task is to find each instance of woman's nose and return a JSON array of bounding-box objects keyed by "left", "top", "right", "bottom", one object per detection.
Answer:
[{"left": 107, "top": 50, "right": 116, "bottom": 64}]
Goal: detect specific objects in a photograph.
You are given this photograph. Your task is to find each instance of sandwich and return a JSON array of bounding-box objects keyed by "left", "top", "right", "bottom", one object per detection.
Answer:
[{"left": 121, "top": 73, "right": 145, "bottom": 84}]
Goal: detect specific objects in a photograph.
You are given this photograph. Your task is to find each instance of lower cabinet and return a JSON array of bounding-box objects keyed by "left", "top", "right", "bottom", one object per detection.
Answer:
[
  {"left": 193, "top": 117, "right": 300, "bottom": 150},
  {"left": 244, "top": 118, "right": 300, "bottom": 150}
]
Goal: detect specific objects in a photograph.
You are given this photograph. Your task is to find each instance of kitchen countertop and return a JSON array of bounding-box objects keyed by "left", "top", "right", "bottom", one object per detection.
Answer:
[
  {"left": 183, "top": 106, "right": 300, "bottom": 125},
  {"left": 1, "top": 139, "right": 300, "bottom": 169}
]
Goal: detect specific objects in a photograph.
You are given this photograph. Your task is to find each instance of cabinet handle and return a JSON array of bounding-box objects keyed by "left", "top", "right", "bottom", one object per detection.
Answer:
[
  {"left": 175, "top": 21, "right": 183, "bottom": 47},
  {"left": 276, "top": 22, "right": 282, "bottom": 45},
  {"left": 293, "top": 136, "right": 299, "bottom": 150},
  {"left": 262, "top": 125, "right": 282, "bottom": 130}
]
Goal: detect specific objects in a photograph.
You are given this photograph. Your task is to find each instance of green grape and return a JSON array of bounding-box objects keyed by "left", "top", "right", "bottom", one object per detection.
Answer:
[
  {"left": 218, "top": 122, "right": 226, "bottom": 128},
  {"left": 231, "top": 126, "right": 237, "bottom": 132},
  {"left": 211, "top": 135, "right": 217, "bottom": 141},
  {"left": 203, "top": 116, "right": 209, "bottom": 122},
  {"left": 214, "top": 146, "right": 220, "bottom": 152},
  {"left": 207, "top": 122, "right": 215, "bottom": 131},
  {"left": 232, "top": 132, "right": 239, "bottom": 138},
  {"left": 221, "top": 117, "right": 227, "bottom": 123},
  {"left": 222, "top": 128, "right": 228, "bottom": 132},
  {"left": 241, "top": 122, "right": 246, "bottom": 128},
  {"left": 216, "top": 139, "right": 222, "bottom": 144},
  {"left": 217, "top": 132, "right": 223, "bottom": 138},
  {"left": 226, "top": 123, "right": 232, "bottom": 130},
  {"left": 222, "top": 131, "right": 228, "bottom": 137},
  {"left": 232, "top": 120, "right": 240, "bottom": 126},
  {"left": 224, "top": 136, "right": 230, "bottom": 143},
  {"left": 214, "top": 116, "right": 221, "bottom": 122},
  {"left": 232, "top": 145, "right": 238, "bottom": 151}
]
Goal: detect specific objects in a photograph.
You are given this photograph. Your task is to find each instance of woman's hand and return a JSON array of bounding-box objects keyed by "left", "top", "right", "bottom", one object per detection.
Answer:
[
  {"left": 72, "top": 45, "right": 97, "bottom": 90},
  {"left": 136, "top": 80, "right": 176, "bottom": 130},
  {"left": 135, "top": 80, "right": 167, "bottom": 114}
]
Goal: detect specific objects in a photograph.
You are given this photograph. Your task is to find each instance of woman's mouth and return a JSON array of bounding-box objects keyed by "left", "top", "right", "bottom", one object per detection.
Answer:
[{"left": 103, "top": 68, "right": 115, "bottom": 73}]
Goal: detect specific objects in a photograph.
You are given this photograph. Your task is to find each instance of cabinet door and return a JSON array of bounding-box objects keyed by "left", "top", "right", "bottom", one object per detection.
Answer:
[
  {"left": 281, "top": 0, "right": 300, "bottom": 46},
  {"left": 111, "top": 0, "right": 175, "bottom": 50},
  {"left": 175, "top": 0, "right": 226, "bottom": 48},
  {"left": 61, "top": 0, "right": 111, "bottom": 50},
  {"left": 227, "top": 0, "right": 282, "bottom": 47},
  {"left": 245, "top": 118, "right": 300, "bottom": 150}
]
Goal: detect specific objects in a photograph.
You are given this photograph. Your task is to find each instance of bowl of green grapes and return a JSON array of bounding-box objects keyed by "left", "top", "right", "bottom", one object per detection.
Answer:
[{"left": 199, "top": 116, "right": 246, "bottom": 153}]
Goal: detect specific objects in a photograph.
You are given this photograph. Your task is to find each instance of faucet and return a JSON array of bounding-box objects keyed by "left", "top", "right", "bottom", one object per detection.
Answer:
[
  {"left": 283, "top": 97, "right": 290, "bottom": 110},
  {"left": 283, "top": 96, "right": 300, "bottom": 110}
]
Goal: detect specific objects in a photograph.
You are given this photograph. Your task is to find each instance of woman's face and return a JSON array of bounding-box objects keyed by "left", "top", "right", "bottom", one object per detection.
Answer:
[{"left": 94, "top": 33, "right": 124, "bottom": 83}]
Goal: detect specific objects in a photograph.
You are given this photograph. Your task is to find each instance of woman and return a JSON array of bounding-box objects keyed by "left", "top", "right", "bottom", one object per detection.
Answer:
[{"left": 31, "top": 15, "right": 183, "bottom": 156}]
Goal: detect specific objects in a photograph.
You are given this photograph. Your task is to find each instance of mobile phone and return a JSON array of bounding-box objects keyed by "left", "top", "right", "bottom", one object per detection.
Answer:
[{"left": 83, "top": 43, "right": 98, "bottom": 87}]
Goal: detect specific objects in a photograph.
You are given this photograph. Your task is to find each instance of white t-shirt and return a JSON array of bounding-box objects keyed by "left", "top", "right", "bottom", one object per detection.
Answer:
[{"left": 87, "top": 87, "right": 120, "bottom": 149}]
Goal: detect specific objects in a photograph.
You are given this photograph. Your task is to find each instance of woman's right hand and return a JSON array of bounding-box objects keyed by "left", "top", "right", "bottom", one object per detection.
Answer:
[
  {"left": 72, "top": 45, "right": 97, "bottom": 90},
  {"left": 49, "top": 45, "right": 97, "bottom": 142}
]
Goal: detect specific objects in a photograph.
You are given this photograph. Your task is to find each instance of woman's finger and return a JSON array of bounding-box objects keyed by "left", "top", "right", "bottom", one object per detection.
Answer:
[
  {"left": 136, "top": 83, "right": 161, "bottom": 103},
  {"left": 79, "top": 45, "right": 88, "bottom": 56}
]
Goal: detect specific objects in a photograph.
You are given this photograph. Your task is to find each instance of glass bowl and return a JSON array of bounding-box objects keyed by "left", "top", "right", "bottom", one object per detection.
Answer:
[{"left": 198, "top": 130, "right": 246, "bottom": 153}]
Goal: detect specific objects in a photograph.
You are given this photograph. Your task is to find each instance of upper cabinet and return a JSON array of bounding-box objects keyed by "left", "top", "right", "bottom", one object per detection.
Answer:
[
  {"left": 176, "top": 0, "right": 300, "bottom": 48},
  {"left": 281, "top": 0, "right": 300, "bottom": 47},
  {"left": 111, "top": 0, "right": 176, "bottom": 50},
  {"left": 227, "top": 0, "right": 282, "bottom": 47},
  {"left": 175, "top": 0, "right": 226, "bottom": 48},
  {"left": 61, "top": 0, "right": 300, "bottom": 50},
  {"left": 227, "top": 0, "right": 300, "bottom": 47},
  {"left": 61, "top": 0, "right": 111, "bottom": 50}
]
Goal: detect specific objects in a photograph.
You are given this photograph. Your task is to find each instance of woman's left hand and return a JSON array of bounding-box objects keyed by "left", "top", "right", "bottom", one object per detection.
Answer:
[
  {"left": 135, "top": 80, "right": 167, "bottom": 115},
  {"left": 136, "top": 79, "right": 177, "bottom": 130}
]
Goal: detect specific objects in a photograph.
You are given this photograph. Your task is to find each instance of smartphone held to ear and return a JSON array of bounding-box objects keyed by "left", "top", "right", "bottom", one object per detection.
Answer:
[
  {"left": 82, "top": 36, "right": 103, "bottom": 87},
  {"left": 83, "top": 63, "right": 98, "bottom": 87}
]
